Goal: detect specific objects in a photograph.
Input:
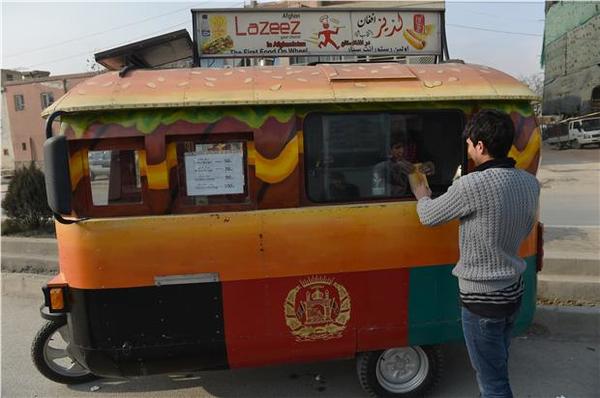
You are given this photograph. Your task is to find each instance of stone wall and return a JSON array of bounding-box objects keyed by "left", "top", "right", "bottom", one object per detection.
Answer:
[{"left": 543, "top": 7, "right": 600, "bottom": 116}]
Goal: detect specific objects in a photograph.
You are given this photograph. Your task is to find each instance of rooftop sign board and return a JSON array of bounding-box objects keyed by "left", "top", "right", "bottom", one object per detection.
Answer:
[{"left": 192, "top": 8, "right": 442, "bottom": 59}]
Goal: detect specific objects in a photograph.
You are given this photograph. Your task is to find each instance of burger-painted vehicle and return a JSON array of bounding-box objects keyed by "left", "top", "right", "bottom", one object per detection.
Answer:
[{"left": 35, "top": 62, "right": 543, "bottom": 396}]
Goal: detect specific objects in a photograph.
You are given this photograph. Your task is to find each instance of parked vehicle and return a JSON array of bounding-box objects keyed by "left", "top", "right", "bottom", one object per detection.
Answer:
[
  {"left": 546, "top": 115, "right": 600, "bottom": 149},
  {"left": 36, "top": 62, "right": 542, "bottom": 397},
  {"left": 88, "top": 151, "right": 111, "bottom": 180}
]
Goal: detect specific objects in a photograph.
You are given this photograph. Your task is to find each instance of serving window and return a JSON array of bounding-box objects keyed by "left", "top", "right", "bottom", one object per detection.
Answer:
[
  {"left": 88, "top": 149, "right": 142, "bottom": 207},
  {"left": 173, "top": 137, "right": 250, "bottom": 208},
  {"left": 303, "top": 111, "right": 465, "bottom": 203}
]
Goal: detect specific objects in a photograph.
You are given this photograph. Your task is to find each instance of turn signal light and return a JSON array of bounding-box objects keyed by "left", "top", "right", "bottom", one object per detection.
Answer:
[{"left": 49, "top": 288, "right": 65, "bottom": 311}]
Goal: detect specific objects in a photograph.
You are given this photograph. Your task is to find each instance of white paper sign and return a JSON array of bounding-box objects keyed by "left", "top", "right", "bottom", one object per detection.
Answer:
[{"left": 184, "top": 143, "right": 245, "bottom": 196}]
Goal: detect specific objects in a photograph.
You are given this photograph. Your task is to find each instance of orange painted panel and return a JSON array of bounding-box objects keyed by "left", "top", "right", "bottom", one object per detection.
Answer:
[{"left": 55, "top": 202, "right": 538, "bottom": 289}]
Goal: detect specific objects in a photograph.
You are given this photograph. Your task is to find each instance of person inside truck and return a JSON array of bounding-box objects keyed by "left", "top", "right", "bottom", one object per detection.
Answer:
[
  {"left": 372, "top": 139, "right": 435, "bottom": 197},
  {"left": 328, "top": 171, "right": 360, "bottom": 201}
]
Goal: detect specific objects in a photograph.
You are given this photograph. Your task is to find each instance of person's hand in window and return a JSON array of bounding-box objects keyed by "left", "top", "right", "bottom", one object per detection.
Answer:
[
  {"left": 418, "top": 161, "right": 436, "bottom": 176},
  {"left": 409, "top": 174, "right": 432, "bottom": 200}
]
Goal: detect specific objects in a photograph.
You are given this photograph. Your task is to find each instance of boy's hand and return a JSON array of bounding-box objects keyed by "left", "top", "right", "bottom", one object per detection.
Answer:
[{"left": 410, "top": 178, "right": 432, "bottom": 200}]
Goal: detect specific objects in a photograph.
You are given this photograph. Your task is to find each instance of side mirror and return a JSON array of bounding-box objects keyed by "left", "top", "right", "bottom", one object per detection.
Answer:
[{"left": 43, "top": 136, "right": 72, "bottom": 214}]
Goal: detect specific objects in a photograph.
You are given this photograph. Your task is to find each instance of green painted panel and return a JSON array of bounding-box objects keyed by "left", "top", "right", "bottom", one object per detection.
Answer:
[
  {"left": 62, "top": 100, "right": 533, "bottom": 138},
  {"left": 408, "top": 256, "right": 538, "bottom": 346}
]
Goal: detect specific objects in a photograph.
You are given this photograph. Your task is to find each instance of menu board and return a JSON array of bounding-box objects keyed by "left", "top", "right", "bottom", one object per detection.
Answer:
[{"left": 184, "top": 142, "right": 245, "bottom": 196}]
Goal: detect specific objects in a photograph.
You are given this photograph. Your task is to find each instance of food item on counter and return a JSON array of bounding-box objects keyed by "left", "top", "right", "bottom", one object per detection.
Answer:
[{"left": 201, "top": 35, "right": 234, "bottom": 54}]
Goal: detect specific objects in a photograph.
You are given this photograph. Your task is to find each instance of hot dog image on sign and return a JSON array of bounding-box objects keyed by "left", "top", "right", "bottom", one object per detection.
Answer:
[{"left": 284, "top": 276, "right": 351, "bottom": 342}]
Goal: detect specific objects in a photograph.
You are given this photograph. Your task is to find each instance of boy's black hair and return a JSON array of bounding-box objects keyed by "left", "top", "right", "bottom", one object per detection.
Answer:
[{"left": 463, "top": 110, "right": 515, "bottom": 158}]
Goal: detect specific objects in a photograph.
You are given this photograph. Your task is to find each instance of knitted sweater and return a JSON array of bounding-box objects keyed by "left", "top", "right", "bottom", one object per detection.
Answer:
[{"left": 417, "top": 167, "right": 540, "bottom": 294}]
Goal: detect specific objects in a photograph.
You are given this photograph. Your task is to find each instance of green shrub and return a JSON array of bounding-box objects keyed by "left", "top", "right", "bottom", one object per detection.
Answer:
[
  {"left": 1, "top": 163, "right": 52, "bottom": 230},
  {"left": 0, "top": 218, "right": 25, "bottom": 235}
]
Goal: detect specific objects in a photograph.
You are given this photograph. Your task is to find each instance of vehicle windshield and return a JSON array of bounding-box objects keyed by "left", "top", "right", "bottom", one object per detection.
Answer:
[{"left": 581, "top": 118, "right": 600, "bottom": 131}]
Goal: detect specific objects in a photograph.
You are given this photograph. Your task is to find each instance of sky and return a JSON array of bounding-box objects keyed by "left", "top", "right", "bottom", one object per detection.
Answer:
[{"left": 1, "top": 1, "right": 545, "bottom": 79}]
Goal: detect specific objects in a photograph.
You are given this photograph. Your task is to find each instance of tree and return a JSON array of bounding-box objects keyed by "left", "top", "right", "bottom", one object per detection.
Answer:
[
  {"left": 519, "top": 73, "right": 544, "bottom": 97},
  {"left": 519, "top": 73, "right": 544, "bottom": 116},
  {"left": 1, "top": 163, "right": 52, "bottom": 230}
]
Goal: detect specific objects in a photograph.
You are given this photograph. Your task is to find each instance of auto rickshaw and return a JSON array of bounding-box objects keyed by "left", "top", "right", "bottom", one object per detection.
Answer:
[{"left": 34, "top": 61, "right": 542, "bottom": 397}]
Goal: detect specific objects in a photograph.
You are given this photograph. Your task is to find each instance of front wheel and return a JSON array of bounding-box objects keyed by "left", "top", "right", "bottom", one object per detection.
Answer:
[
  {"left": 357, "top": 345, "right": 442, "bottom": 397},
  {"left": 571, "top": 140, "right": 582, "bottom": 149},
  {"left": 31, "top": 319, "right": 98, "bottom": 384}
]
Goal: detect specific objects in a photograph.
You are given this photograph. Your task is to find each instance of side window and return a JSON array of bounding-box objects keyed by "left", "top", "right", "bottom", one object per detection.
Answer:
[
  {"left": 41, "top": 92, "right": 55, "bottom": 108},
  {"left": 88, "top": 150, "right": 141, "bottom": 206},
  {"left": 304, "top": 111, "right": 464, "bottom": 203},
  {"left": 175, "top": 140, "right": 248, "bottom": 206},
  {"left": 14, "top": 95, "right": 25, "bottom": 111}
]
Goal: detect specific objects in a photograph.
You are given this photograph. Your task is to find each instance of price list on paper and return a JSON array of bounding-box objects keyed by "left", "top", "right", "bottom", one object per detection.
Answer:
[{"left": 184, "top": 143, "right": 244, "bottom": 196}]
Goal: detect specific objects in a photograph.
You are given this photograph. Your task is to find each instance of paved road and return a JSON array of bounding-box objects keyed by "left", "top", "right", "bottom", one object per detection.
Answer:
[
  {"left": 538, "top": 144, "right": 599, "bottom": 226},
  {"left": 3, "top": 294, "right": 598, "bottom": 398}
]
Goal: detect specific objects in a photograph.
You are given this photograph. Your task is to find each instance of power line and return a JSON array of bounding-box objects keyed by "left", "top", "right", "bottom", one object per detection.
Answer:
[
  {"left": 21, "top": 20, "right": 191, "bottom": 70},
  {"left": 4, "top": 6, "right": 190, "bottom": 59},
  {"left": 462, "top": 10, "right": 544, "bottom": 23},
  {"left": 5, "top": 2, "right": 244, "bottom": 59},
  {"left": 447, "top": 23, "right": 542, "bottom": 37}
]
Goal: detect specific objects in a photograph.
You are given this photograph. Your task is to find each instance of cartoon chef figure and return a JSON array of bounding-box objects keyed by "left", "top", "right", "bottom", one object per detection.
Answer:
[{"left": 318, "top": 15, "right": 340, "bottom": 49}]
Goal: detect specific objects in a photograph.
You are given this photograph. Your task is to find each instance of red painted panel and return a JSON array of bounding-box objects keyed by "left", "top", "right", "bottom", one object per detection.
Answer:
[{"left": 222, "top": 269, "right": 410, "bottom": 368}]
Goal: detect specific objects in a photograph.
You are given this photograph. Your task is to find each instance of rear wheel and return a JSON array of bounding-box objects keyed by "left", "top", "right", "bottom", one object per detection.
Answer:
[
  {"left": 357, "top": 345, "right": 442, "bottom": 397},
  {"left": 31, "top": 319, "right": 98, "bottom": 384}
]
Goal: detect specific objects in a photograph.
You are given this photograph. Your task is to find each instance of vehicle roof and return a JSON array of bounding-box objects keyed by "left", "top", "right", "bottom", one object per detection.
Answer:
[{"left": 42, "top": 62, "right": 537, "bottom": 117}]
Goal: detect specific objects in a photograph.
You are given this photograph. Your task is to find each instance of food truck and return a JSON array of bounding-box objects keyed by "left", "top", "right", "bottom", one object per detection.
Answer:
[{"left": 32, "top": 8, "right": 542, "bottom": 398}]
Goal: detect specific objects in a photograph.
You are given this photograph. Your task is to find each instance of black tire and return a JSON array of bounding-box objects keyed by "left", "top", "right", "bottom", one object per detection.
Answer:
[
  {"left": 357, "top": 345, "right": 442, "bottom": 398},
  {"left": 571, "top": 140, "right": 581, "bottom": 149},
  {"left": 31, "top": 319, "right": 98, "bottom": 384}
]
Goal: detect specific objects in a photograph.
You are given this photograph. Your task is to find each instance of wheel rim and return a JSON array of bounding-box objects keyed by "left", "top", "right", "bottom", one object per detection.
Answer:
[
  {"left": 42, "top": 324, "right": 90, "bottom": 378},
  {"left": 375, "top": 347, "right": 429, "bottom": 393}
]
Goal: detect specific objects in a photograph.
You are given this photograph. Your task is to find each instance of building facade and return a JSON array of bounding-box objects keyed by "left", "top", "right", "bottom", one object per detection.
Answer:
[
  {"left": 542, "top": 2, "right": 600, "bottom": 116},
  {"left": 1, "top": 72, "right": 98, "bottom": 172}
]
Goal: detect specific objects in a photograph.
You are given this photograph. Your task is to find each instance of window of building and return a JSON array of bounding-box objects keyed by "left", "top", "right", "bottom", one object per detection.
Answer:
[
  {"left": 6, "top": 74, "right": 14, "bottom": 81},
  {"left": 14, "top": 95, "right": 25, "bottom": 111},
  {"left": 21, "top": 143, "right": 27, "bottom": 151},
  {"left": 88, "top": 150, "right": 142, "bottom": 206},
  {"left": 304, "top": 111, "right": 465, "bottom": 203},
  {"left": 41, "top": 92, "right": 55, "bottom": 108},
  {"left": 3, "top": 149, "right": 8, "bottom": 156},
  {"left": 174, "top": 140, "right": 248, "bottom": 207}
]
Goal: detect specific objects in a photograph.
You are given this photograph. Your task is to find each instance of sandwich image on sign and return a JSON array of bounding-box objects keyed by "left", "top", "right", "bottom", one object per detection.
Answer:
[{"left": 202, "top": 35, "right": 234, "bottom": 54}]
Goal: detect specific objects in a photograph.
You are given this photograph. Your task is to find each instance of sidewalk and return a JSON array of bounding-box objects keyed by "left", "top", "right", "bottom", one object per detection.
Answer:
[{"left": 538, "top": 225, "right": 599, "bottom": 303}]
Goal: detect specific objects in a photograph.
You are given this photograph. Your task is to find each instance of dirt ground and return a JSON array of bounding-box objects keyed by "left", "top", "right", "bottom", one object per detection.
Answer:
[{"left": 538, "top": 143, "right": 600, "bottom": 227}]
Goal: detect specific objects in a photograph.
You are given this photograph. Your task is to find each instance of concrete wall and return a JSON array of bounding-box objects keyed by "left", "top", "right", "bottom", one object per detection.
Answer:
[{"left": 542, "top": 6, "right": 600, "bottom": 116}]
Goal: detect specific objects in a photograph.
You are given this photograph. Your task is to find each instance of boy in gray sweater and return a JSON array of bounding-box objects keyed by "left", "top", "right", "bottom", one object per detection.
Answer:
[{"left": 410, "top": 109, "right": 540, "bottom": 398}]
